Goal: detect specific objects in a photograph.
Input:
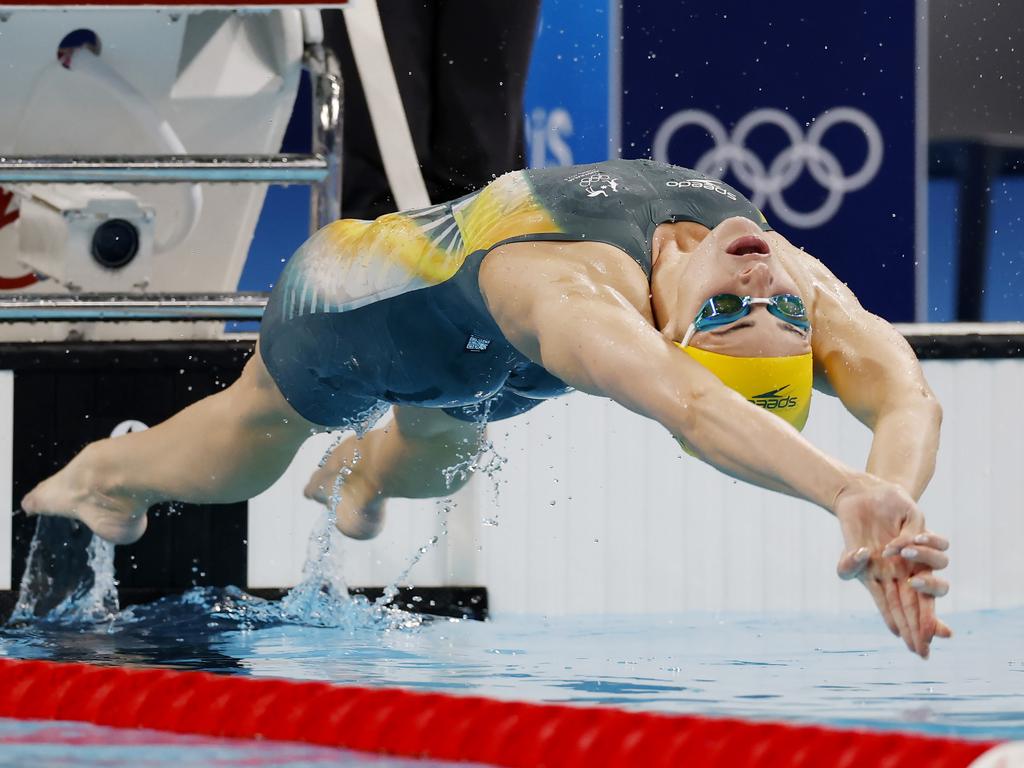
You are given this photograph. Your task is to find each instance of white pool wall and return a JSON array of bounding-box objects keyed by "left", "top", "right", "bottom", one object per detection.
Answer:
[{"left": 249, "top": 358, "right": 1024, "bottom": 617}]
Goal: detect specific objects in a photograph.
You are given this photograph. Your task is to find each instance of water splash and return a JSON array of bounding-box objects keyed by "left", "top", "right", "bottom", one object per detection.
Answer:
[
  {"left": 9, "top": 521, "right": 47, "bottom": 622},
  {"left": 278, "top": 516, "right": 356, "bottom": 627},
  {"left": 273, "top": 402, "right": 389, "bottom": 623},
  {"left": 48, "top": 535, "right": 119, "bottom": 624},
  {"left": 278, "top": 436, "right": 360, "bottom": 626},
  {"left": 346, "top": 399, "right": 391, "bottom": 439},
  {"left": 278, "top": 430, "right": 422, "bottom": 630},
  {"left": 116, "top": 584, "right": 422, "bottom": 634},
  {"left": 9, "top": 517, "right": 118, "bottom": 626},
  {"left": 437, "top": 399, "right": 508, "bottom": 530},
  {"left": 5, "top": 402, "right": 425, "bottom": 636},
  {"left": 375, "top": 498, "right": 453, "bottom": 611}
]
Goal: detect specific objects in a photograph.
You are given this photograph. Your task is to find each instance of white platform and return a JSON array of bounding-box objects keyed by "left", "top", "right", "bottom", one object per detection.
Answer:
[{"left": 0, "top": 7, "right": 305, "bottom": 340}]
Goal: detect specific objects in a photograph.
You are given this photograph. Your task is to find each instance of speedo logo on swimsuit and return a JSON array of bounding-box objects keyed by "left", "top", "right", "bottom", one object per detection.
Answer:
[
  {"left": 749, "top": 386, "right": 798, "bottom": 410},
  {"left": 665, "top": 179, "right": 737, "bottom": 200}
]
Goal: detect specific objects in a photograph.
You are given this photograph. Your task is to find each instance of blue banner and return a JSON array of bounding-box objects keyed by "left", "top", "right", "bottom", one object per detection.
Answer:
[
  {"left": 524, "top": 0, "right": 614, "bottom": 167},
  {"left": 620, "top": 1, "right": 919, "bottom": 321}
]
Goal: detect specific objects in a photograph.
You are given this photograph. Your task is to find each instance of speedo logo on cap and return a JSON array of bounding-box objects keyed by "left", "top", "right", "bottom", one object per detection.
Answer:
[{"left": 749, "top": 385, "right": 798, "bottom": 410}]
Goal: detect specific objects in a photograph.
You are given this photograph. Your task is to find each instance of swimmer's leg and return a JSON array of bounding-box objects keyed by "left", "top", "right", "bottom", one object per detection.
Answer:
[
  {"left": 22, "top": 348, "right": 319, "bottom": 545},
  {"left": 305, "top": 405, "right": 482, "bottom": 540}
]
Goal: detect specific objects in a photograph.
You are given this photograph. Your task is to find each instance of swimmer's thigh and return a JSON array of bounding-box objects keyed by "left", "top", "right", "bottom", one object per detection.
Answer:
[{"left": 258, "top": 311, "right": 384, "bottom": 430}]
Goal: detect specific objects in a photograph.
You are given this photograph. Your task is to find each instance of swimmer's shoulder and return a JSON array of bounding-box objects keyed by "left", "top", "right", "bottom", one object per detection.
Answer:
[
  {"left": 764, "top": 230, "right": 861, "bottom": 321},
  {"left": 481, "top": 238, "right": 653, "bottom": 319}
]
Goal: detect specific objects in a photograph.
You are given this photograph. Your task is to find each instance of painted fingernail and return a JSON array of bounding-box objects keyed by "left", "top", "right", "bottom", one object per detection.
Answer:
[
  {"left": 909, "top": 577, "right": 925, "bottom": 588},
  {"left": 901, "top": 547, "right": 919, "bottom": 559},
  {"left": 854, "top": 547, "right": 871, "bottom": 562},
  {"left": 882, "top": 546, "right": 898, "bottom": 557},
  {"left": 913, "top": 534, "right": 930, "bottom": 544}
]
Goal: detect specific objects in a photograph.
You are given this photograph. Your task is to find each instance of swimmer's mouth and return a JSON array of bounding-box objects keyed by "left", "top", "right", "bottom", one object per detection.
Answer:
[{"left": 725, "top": 235, "right": 770, "bottom": 257}]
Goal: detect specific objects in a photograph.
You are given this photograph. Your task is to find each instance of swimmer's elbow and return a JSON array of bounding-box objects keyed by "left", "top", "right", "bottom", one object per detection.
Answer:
[
  {"left": 876, "top": 385, "right": 942, "bottom": 432},
  {"left": 903, "top": 382, "right": 942, "bottom": 424},
  {"left": 666, "top": 380, "right": 715, "bottom": 444},
  {"left": 922, "top": 390, "right": 943, "bottom": 430}
]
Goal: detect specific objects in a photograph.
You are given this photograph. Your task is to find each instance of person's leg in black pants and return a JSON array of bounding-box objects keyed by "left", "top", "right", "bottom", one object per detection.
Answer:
[
  {"left": 427, "top": 0, "right": 540, "bottom": 201},
  {"left": 321, "top": 0, "right": 540, "bottom": 219}
]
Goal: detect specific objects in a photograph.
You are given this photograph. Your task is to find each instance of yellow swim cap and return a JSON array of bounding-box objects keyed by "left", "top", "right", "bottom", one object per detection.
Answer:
[{"left": 674, "top": 344, "right": 813, "bottom": 453}]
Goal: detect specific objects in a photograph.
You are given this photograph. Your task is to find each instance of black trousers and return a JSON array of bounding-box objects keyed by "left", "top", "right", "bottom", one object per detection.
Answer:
[{"left": 322, "top": 0, "right": 541, "bottom": 219}]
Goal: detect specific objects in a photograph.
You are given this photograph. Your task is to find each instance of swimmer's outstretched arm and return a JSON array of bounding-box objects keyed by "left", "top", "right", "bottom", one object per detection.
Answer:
[
  {"left": 795, "top": 249, "right": 942, "bottom": 502},
  {"left": 481, "top": 243, "right": 948, "bottom": 658},
  {"left": 791, "top": 248, "right": 950, "bottom": 651}
]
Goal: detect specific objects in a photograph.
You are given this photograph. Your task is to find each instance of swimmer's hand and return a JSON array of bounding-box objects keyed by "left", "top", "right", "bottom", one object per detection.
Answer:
[{"left": 832, "top": 478, "right": 951, "bottom": 659}]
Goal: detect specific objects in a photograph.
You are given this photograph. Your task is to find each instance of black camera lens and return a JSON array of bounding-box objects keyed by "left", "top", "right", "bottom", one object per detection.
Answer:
[{"left": 91, "top": 219, "right": 139, "bottom": 269}]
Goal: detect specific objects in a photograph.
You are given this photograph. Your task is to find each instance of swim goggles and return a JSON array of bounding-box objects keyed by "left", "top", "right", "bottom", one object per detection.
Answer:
[{"left": 679, "top": 293, "right": 810, "bottom": 348}]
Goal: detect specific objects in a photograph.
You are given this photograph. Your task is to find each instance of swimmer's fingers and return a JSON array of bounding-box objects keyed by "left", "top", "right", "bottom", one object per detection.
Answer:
[
  {"left": 913, "top": 533, "right": 949, "bottom": 551},
  {"left": 882, "top": 576, "right": 919, "bottom": 655},
  {"left": 882, "top": 532, "right": 949, "bottom": 557},
  {"left": 862, "top": 577, "right": 900, "bottom": 638},
  {"left": 935, "top": 618, "right": 954, "bottom": 639},
  {"left": 898, "top": 576, "right": 930, "bottom": 658},
  {"left": 836, "top": 546, "right": 872, "bottom": 580},
  {"left": 899, "top": 546, "right": 949, "bottom": 571},
  {"left": 909, "top": 572, "right": 950, "bottom": 598}
]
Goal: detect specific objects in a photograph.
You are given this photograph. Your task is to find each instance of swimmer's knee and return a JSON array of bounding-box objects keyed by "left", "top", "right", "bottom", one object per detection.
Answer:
[{"left": 239, "top": 345, "right": 279, "bottom": 393}]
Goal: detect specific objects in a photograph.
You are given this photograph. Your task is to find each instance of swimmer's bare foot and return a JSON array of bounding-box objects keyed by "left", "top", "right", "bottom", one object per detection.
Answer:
[
  {"left": 21, "top": 441, "right": 151, "bottom": 545},
  {"left": 303, "top": 449, "right": 386, "bottom": 540}
]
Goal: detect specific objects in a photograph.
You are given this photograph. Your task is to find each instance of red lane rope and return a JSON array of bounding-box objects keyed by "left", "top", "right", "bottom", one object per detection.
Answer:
[
  {"left": 0, "top": 658, "right": 998, "bottom": 767},
  {"left": 0, "top": 273, "right": 39, "bottom": 290}
]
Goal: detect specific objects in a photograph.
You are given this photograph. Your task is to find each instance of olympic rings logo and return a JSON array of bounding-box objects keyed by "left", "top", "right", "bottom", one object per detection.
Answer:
[
  {"left": 578, "top": 173, "right": 621, "bottom": 197},
  {"left": 652, "top": 107, "right": 883, "bottom": 229}
]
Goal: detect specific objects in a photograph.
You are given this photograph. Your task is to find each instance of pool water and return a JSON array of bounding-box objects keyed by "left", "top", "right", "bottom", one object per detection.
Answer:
[
  {"left": 1, "top": 585, "right": 1022, "bottom": 743},
  {"left": 0, "top": 718, "right": 481, "bottom": 767}
]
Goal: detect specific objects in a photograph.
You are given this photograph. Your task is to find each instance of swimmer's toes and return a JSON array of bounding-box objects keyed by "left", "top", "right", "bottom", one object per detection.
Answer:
[
  {"left": 19, "top": 492, "right": 37, "bottom": 516},
  {"left": 20, "top": 484, "right": 60, "bottom": 518}
]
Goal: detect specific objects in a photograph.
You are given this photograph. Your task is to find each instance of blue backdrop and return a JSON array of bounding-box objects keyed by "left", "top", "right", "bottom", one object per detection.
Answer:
[
  {"left": 243, "top": 1, "right": 928, "bottom": 323},
  {"left": 620, "top": 1, "right": 919, "bottom": 321},
  {"left": 522, "top": 0, "right": 614, "bottom": 167}
]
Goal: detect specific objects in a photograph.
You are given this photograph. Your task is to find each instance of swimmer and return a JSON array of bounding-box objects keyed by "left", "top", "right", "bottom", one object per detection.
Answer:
[{"left": 22, "top": 159, "right": 951, "bottom": 658}]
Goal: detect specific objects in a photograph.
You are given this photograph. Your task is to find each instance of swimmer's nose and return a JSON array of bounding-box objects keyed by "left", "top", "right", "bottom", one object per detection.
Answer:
[{"left": 738, "top": 261, "right": 774, "bottom": 293}]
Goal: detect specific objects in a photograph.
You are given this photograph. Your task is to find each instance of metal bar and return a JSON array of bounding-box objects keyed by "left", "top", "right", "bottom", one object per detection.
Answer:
[
  {"left": 930, "top": 139, "right": 1024, "bottom": 177},
  {"left": 308, "top": 44, "right": 344, "bottom": 232},
  {"left": 0, "top": 156, "right": 327, "bottom": 184},
  {"left": 955, "top": 141, "right": 997, "bottom": 321},
  {"left": 0, "top": 293, "right": 267, "bottom": 322}
]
